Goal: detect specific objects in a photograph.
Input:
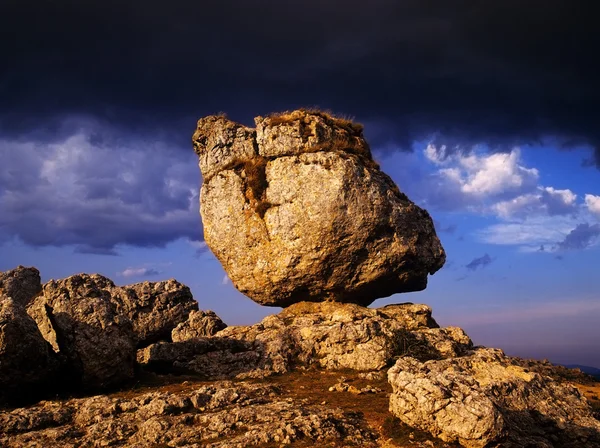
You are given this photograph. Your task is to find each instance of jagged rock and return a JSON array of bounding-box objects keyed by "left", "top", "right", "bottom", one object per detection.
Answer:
[
  {"left": 26, "top": 274, "right": 136, "bottom": 389},
  {"left": 136, "top": 337, "right": 259, "bottom": 378},
  {"left": 511, "top": 356, "right": 598, "bottom": 385},
  {"left": 111, "top": 279, "right": 199, "bottom": 347},
  {"left": 139, "top": 302, "right": 472, "bottom": 378},
  {"left": 171, "top": 309, "right": 227, "bottom": 342},
  {"left": 0, "top": 295, "right": 58, "bottom": 403},
  {"left": 193, "top": 110, "right": 445, "bottom": 307},
  {"left": 0, "top": 381, "right": 378, "bottom": 447},
  {"left": 388, "top": 348, "right": 600, "bottom": 448},
  {"left": 0, "top": 266, "right": 42, "bottom": 306}
]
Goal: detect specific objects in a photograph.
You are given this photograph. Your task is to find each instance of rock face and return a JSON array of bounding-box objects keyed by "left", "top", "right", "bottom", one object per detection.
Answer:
[
  {"left": 0, "top": 295, "right": 58, "bottom": 403},
  {"left": 27, "top": 274, "right": 137, "bottom": 389},
  {"left": 0, "top": 381, "right": 378, "bottom": 447},
  {"left": 138, "top": 302, "right": 472, "bottom": 379},
  {"left": 111, "top": 279, "right": 199, "bottom": 347},
  {"left": 388, "top": 348, "right": 600, "bottom": 448},
  {"left": 0, "top": 266, "right": 42, "bottom": 306},
  {"left": 171, "top": 309, "right": 227, "bottom": 342},
  {"left": 193, "top": 110, "right": 446, "bottom": 307}
]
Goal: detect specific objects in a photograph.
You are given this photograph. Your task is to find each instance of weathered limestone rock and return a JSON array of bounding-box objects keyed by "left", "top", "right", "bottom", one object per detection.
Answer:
[
  {"left": 388, "top": 348, "right": 600, "bottom": 448},
  {"left": 27, "top": 274, "right": 136, "bottom": 389},
  {"left": 193, "top": 110, "right": 446, "bottom": 306},
  {"left": 0, "top": 266, "right": 42, "bottom": 307},
  {"left": 0, "top": 295, "right": 58, "bottom": 403},
  {"left": 139, "top": 302, "right": 472, "bottom": 378},
  {"left": 171, "top": 309, "right": 227, "bottom": 342},
  {"left": 111, "top": 279, "right": 199, "bottom": 347},
  {"left": 0, "top": 381, "right": 378, "bottom": 447}
]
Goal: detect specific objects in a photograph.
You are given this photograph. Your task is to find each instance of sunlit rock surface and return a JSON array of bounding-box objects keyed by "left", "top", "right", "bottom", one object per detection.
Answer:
[{"left": 193, "top": 110, "right": 445, "bottom": 307}]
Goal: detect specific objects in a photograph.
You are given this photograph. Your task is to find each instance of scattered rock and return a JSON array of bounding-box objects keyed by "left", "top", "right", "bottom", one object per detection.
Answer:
[
  {"left": 359, "top": 371, "right": 387, "bottom": 381},
  {"left": 388, "top": 348, "right": 600, "bottom": 448},
  {"left": 0, "top": 381, "right": 378, "bottom": 447},
  {"left": 0, "top": 295, "right": 58, "bottom": 403},
  {"left": 194, "top": 110, "right": 445, "bottom": 307},
  {"left": 27, "top": 274, "right": 137, "bottom": 389},
  {"left": 0, "top": 266, "right": 42, "bottom": 306},
  {"left": 171, "top": 309, "right": 227, "bottom": 342},
  {"left": 138, "top": 301, "right": 472, "bottom": 378},
  {"left": 111, "top": 279, "right": 199, "bottom": 347},
  {"left": 329, "top": 382, "right": 383, "bottom": 394}
]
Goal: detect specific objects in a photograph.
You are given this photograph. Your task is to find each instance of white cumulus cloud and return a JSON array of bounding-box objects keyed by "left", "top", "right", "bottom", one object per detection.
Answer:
[{"left": 585, "top": 194, "right": 600, "bottom": 216}]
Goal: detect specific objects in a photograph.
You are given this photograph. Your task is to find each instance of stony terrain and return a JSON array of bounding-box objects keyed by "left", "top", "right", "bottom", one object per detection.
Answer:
[
  {"left": 1, "top": 111, "right": 599, "bottom": 447},
  {"left": 1, "top": 265, "right": 598, "bottom": 447}
]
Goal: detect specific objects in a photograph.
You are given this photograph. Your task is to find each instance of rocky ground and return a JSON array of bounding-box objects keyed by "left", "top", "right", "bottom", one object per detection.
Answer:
[
  {"left": 0, "top": 368, "right": 453, "bottom": 447},
  {"left": 2, "top": 266, "right": 600, "bottom": 447},
  {"left": 2, "top": 367, "right": 598, "bottom": 447}
]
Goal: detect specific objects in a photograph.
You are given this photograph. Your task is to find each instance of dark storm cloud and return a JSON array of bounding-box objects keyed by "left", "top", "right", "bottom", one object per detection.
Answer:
[
  {"left": 0, "top": 118, "right": 202, "bottom": 252},
  {"left": 1, "top": 0, "right": 600, "bottom": 164},
  {"left": 556, "top": 223, "right": 600, "bottom": 251},
  {"left": 465, "top": 254, "right": 493, "bottom": 271}
]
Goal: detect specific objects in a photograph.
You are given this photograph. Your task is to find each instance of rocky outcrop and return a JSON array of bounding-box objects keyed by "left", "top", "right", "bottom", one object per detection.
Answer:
[
  {"left": 0, "top": 266, "right": 42, "bottom": 306},
  {"left": 111, "top": 279, "right": 199, "bottom": 347},
  {"left": 0, "top": 295, "right": 58, "bottom": 403},
  {"left": 27, "top": 274, "right": 137, "bottom": 389},
  {"left": 0, "top": 381, "right": 378, "bottom": 447},
  {"left": 388, "top": 348, "right": 600, "bottom": 447},
  {"left": 138, "top": 302, "right": 472, "bottom": 378},
  {"left": 194, "top": 110, "right": 445, "bottom": 307},
  {"left": 171, "top": 309, "right": 227, "bottom": 342}
]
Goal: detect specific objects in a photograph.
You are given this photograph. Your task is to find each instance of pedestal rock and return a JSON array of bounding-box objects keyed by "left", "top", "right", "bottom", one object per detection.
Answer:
[{"left": 193, "top": 110, "right": 445, "bottom": 307}]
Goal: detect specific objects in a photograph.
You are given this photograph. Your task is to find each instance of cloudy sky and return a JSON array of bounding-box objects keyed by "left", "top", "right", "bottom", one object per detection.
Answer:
[{"left": 1, "top": 1, "right": 599, "bottom": 368}]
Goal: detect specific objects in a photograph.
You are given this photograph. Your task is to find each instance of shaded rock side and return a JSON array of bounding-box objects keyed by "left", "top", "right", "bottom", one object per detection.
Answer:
[
  {"left": 171, "top": 309, "right": 227, "bottom": 342},
  {"left": 0, "top": 295, "right": 59, "bottom": 403},
  {"left": 193, "top": 110, "right": 446, "bottom": 307},
  {"left": 111, "top": 279, "right": 199, "bottom": 347},
  {"left": 0, "top": 381, "right": 378, "bottom": 447},
  {"left": 388, "top": 348, "right": 600, "bottom": 448},
  {"left": 26, "top": 274, "right": 136, "bottom": 389},
  {"left": 0, "top": 265, "right": 42, "bottom": 307},
  {"left": 138, "top": 302, "right": 472, "bottom": 379}
]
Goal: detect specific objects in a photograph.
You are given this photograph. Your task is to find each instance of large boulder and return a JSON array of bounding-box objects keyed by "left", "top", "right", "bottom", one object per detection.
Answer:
[
  {"left": 0, "top": 266, "right": 42, "bottom": 307},
  {"left": 388, "top": 348, "right": 600, "bottom": 447},
  {"left": 27, "top": 274, "right": 136, "bottom": 389},
  {"left": 193, "top": 110, "right": 445, "bottom": 307},
  {"left": 0, "top": 295, "right": 58, "bottom": 403},
  {"left": 111, "top": 279, "right": 199, "bottom": 347}
]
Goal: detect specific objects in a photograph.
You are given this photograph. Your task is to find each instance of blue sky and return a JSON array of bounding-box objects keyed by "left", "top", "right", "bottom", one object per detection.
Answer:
[{"left": 1, "top": 118, "right": 599, "bottom": 368}]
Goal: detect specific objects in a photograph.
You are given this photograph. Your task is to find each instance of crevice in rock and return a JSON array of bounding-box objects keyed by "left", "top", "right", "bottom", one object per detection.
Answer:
[{"left": 235, "top": 156, "right": 273, "bottom": 219}]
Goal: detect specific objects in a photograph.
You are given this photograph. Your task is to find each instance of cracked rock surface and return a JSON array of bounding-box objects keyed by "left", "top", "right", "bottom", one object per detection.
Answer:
[
  {"left": 388, "top": 348, "right": 600, "bottom": 448},
  {"left": 193, "top": 110, "right": 445, "bottom": 307},
  {"left": 0, "top": 266, "right": 42, "bottom": 307},
  {"left": 26, "top": 274, "right": 137, "bottom": 389},
  {"left": 0, "top": 295, "right": 59, "bottom": 403},
  {"left": 172, "top": 309, "right": 227, "bottom": 342},
  {"left": 139, "top": 301, "right": 473, "bottom": 378},
  {"left": 0, "top": 381, "right": 378, "bottom": 447}
]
